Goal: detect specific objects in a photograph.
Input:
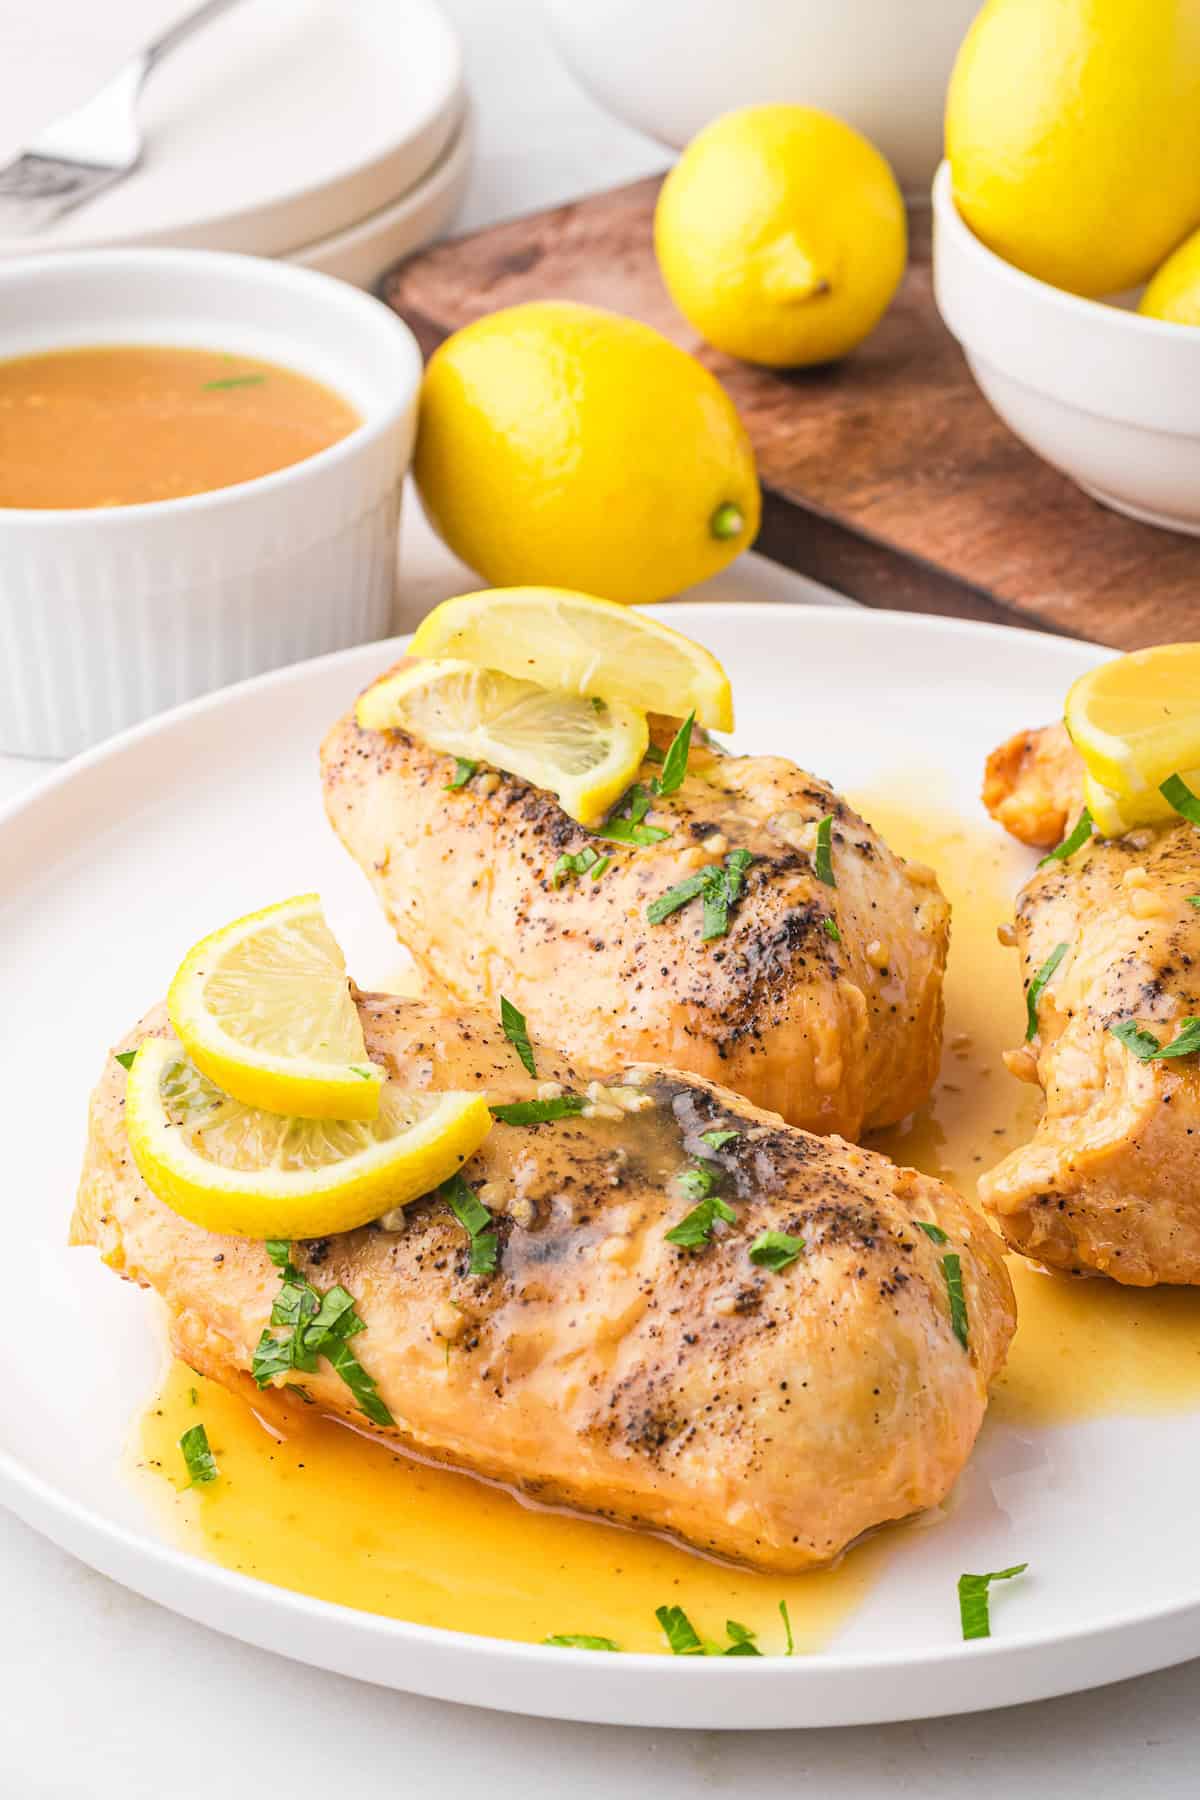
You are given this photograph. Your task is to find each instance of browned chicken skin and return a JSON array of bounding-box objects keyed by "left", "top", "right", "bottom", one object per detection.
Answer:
[
  {"left": 982, "top": 726, "right": 1200, "bottom": 1284},
  {"left": 74, "top": 994, "right": 1014, "bottom": 1571},
  {"left": 982, "top": 721, "right": 1085, "bottom": 851},
  {"left": 321, "top": 691, "right": 949, "bottom": 1140}
]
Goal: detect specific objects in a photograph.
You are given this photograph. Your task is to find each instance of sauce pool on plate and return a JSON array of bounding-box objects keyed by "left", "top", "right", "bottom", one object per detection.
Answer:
[
  {"left": 130, "top": 792, "right": 1200, "bottom": 1650},
  {"left": 0, "top": 344, "right": 359, "bottom": 509}
]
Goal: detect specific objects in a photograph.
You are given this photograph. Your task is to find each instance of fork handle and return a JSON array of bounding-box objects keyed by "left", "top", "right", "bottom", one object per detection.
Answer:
[{"left": 145, "top": 0, "right": 244, "bottom": 74}]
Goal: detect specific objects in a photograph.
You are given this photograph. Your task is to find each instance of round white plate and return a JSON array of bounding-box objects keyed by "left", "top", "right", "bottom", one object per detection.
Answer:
[
  {"left": 0, "top": 0, "right": 464, "bottom": 258},
  {"left": 285, "top": 106, "right": 471, "bottom": 291},
  {"left": 4, "top": 603, "right": 1199, "bottom": 1730}
]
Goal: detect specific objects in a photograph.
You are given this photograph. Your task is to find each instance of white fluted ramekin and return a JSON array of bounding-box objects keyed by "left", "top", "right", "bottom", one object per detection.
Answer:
[{"left": 0, "top": 249, "right": 422, "bottom": 758}]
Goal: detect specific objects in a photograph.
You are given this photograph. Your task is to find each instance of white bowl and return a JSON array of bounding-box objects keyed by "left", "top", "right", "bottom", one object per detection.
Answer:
[
  {"left": 539, "top": 0, "right": 980, "bottom": 193},
  {"left": 0, "top": 250, "right": 422, "bottom": 759},
  {"left": 932, "top": 162, "right": 1200, "bottom": 536}
]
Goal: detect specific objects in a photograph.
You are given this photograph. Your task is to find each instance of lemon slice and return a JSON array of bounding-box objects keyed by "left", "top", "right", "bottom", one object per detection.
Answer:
[
  {"left": 408, "top": 587, "right": 735, "bottom": 732},
  {"left": 356, "top": 658, "right": 649, "bottom": 827},
  {"left": 125, "top": 1037, "right": 492, "bottom": 1239},
  {"left": 168, "top": 895, "right": 386, "bottom": 1122},
  {"left": 1066, "top": 646, "right": 1200, "bottom": 827}
]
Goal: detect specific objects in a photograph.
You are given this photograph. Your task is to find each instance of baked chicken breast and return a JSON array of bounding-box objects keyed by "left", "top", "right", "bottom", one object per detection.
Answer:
[
  {"left": 74, "top": 993, "right": 1014, "bottom": 1571},
  {"left": 321, "top": 694, "right": 949, "bottom": 1141},
  {"left": 982, "top": 726, "right": 1200, "bottom": 1283}
]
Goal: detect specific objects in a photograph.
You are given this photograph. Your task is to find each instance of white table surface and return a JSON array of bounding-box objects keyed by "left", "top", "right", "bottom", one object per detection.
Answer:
[{"left": 4, "top": 1, "right": 1199, "bottom": 1791}]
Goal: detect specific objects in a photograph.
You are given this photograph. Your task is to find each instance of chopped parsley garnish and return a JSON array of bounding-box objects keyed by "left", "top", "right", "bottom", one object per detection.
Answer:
[
  {"left": 593, "top": 784, "right": 670, "bottom": 847},
  {"left": 114, "top": 1049, "right": 137, "bottom": 1070},
  {"left": 664, "top": 1192, "right": 735, "bottom": 1249},
  {"left": 552, "top": 845, "right": 609, "bottom": 886},
  {"left": 253, "top": 1242, "right": 393, "bottom": 1426},
  {"left": 958, "top": 1564, "right": 1028, "bottom": 1640},
  {"left": 1025, "top": 940, "right": 1069, "bottom": 1041},
  {"left": 202, "top": 373, "right": 266, "bottom": 390},
  {"left": 646, "top": 869, "right": 709, "bottom": 925},
  {"left": 489, "top": 1094, "right": 586, "bottom": 1126},
  {"left": 646, "top": 848, "right": 753, "bottom": 941},
  {"left": 655, "top": 1607, "right": 772, "bottom": 1656},
  {"left": 443, "top": 1171, "right": 499, "bottom": 1276},
  {"left": 724, "top": 1620, "right": 762, "bottom": 1657},
  {"left": 544, "top": 1634, "right": 620, "bottom": 1651},
  {"left": 642, "top": 743, "right": 665, "bottom": 765},
  {"left": 748, "top": 1229, "right": 805, "bottom": 1272},
  {"left": 942, "top": 1252, "right": 969, "bottom": 1349},
  {"left": 1038, "top": 807, "right": 1093, "bottom": 866},
  {"left": 1189, "top": 896, "right": 1200, "bottom": 908},
  {"left": 500, "top": 995, "right": 537, "bottom": 1078},
  {"left": 1161, "top": 772, "right": 1200, "bottom": 827},
  {"left": 814, "top": 813, "right": 836, "bottom": 887},
  {"left": 445, "top": 756, "right": 477, "bottom": 790},
  {"left": 915, "top": 1220, "right": 948, "bottom": 1245},
  {"left": 700, "top": 1128, "right": 739, "bottom": 1151},
  {"left": 823, "top": 915, "right": 841, "bottom": 941},
  {"left": 656, "top": 1604, "right": 705, "bottom": 1655},
  {"left": 652, "top": 712, "right": 695, "bottom": 798},
  {"left": 678, "top": 1162, "right": 719, "bottom": 1200},
  {"left": 779, "top": 1598, "right": 794, "bottom": 1657},
  {"left": 179, "top": 1423, "right": 218, "bottom": 1486},
  {"left": 1109, "top": 1016, "right": 1200, "bottom": 1062}
]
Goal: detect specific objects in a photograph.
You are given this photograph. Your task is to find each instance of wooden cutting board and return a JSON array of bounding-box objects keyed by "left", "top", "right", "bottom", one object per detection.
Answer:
[{"left": 384, "top": 175, "right": 1200, "bottom": 650}]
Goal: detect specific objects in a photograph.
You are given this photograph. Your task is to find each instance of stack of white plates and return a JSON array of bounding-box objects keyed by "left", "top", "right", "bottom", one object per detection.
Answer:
[{"left": 0, "top": 0, "right": 470, "bottom": 289}]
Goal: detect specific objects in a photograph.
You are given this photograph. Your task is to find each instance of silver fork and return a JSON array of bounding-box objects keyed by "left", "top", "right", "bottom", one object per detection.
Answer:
[{"left": 0, "top": 0, "right": 244, "bottom": 232}]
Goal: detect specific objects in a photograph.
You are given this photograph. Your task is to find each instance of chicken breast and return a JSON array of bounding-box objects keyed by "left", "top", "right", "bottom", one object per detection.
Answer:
[
  {"left": 74, "top": 993, "right": 1013, "bottom": 1571},
  {"left": 982, "top": 721, "right": 1084, "bottom": 850},
  {"left": 981, "top": 728, "right": 1200, "bottom": 1284},
  {"left": 321, "top": 696, "right": 949, "bottom": 1140}
]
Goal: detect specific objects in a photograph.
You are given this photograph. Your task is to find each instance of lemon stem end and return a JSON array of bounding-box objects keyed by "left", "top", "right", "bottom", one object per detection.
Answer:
[{"left": 710, "top": 502, "right": 744, "bottom": 542}]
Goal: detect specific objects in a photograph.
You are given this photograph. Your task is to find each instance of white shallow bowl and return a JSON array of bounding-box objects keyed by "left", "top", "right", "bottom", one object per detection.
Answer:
[
  {"left": 0, "top": 250, "right": 422, "bottom": 759},
  {"left": 932, "top": 162, "right": 1200, "bottom": 536},
  {"left": 539, "top": 0, "right": 979, "bottom": 193}
]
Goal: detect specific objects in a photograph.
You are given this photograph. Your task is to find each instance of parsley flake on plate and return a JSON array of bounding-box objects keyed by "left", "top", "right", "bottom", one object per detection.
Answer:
[
  {"left": 179, "top": 1422, "right": 218, "bottom": 1486},
  {"left": 665, "top": 1192, "right": 735, "bottom": 1250},
  {"left": 1025, "top": 941, "right": 1069, "bottom": 1041},
  {"left": 1161, "top": 773, "right": 1200, "bottom": 827},
  {"left": 748, "top": 1229, "right": 805, "bottom": 1272},
  {"left": 445, "top": 756, "right": 477, "bottom": 791},
  {"left": 490, "top": 1094, "right": 586, "bottom": 1126},
  {"left": 544, "top": 1634, "right": 620, "bottom": 1652},
  {"left": 958, "top": 1564, "right": 1028, "bottom": 1640},
  {"left": 500, "top": 995, "right": 537, "bottom": 1078},
  {"left": 813, "top": 813, "right": 836, "bottom": 887},
  {"left": 1109, "top": 1016, "right": 1200, "bottom": 1062},
  {"left": 1038, "top": 807, "right": 1093, "bottom": 867},
  {"left": 252, "top": 1242, "right": 393, "bottom": 1426}
]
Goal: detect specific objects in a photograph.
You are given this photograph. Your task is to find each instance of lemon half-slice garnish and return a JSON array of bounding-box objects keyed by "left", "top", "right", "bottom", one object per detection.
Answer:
[
  {"left": 1066, "top": 645, "right": 1200, "bottom": 831},
  {"left": 168, "top": 894, "right": 385, "bottom": 1121},
  {"left": 408, "top": 587, "right": 735, "bottom": 733},
  {"left": 125, "top": 1038, "right": 492, "bottom": 1239},
  {"left": 356, "top": 658, "right": 649, "bottom": 828}
]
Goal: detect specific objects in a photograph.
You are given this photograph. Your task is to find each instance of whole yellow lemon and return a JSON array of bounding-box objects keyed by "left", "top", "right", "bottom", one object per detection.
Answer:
[
  {"left": 946, "top": 0, "right": 1200, "bottom": 297},
  {"left": 413, "top": 302, "right": 760, "bottom": 605},
  {"left": 1140, "top": 225, "right": 1200, "bottom": 324},
  {"left": 653, "top": 103, "right": 907, "bottom": 368}
]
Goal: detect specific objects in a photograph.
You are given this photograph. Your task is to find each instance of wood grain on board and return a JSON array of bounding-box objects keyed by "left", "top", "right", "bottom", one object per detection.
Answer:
[{"left": 384, "top": 175, "right": 1200, "bottom": 650}]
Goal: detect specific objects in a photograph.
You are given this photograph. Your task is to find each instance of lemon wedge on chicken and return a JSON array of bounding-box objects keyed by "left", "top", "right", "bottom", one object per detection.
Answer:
[
  {"left": 124, "top": 1038, "right": 492, "bottom": 1240},
  {"left": 408, "top": 587, "right": 735, "bottom": 732},
  {"left": 356, "top": 657, "right": 649, "bottom": 828},
  {"left": 168, "top": 894, "right": 385, "bottom": 1121},
  {"left": 1065, "top": 645, "right": 1200, "bottom": 833}
]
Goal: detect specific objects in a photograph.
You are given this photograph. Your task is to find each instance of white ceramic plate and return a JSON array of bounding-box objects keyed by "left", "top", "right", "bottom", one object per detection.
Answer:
[
  {"left": 285, "top": 106, "right": 471, "bottom": 292},
  {"left": 0, "top": 0, "right": 464, "bottom": 257},
  {"left": 5, "top": 603, "right": 1200, "bottom": 1730}
]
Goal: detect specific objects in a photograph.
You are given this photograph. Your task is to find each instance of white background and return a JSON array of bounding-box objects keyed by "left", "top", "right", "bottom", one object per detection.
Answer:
[{"left": 3, "top": 0, "right": 1199, "bottom": 1791}]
